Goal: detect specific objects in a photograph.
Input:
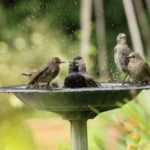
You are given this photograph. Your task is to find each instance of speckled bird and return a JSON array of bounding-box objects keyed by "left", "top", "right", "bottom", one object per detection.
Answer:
[
  {"left": 127, "top": 52, "right": 150, "bottom": 83},
  {"left": 64, "top": 56, "right": 98, "bottom": 88},
  {"left": 114, "top": 33, "right": 132, "bottom": 78},
  {"left": 28, "top": 57, "right": 64, "bottom": 88}
]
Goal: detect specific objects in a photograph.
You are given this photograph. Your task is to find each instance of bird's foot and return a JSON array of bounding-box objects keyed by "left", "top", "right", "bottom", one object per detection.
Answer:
[
  {"left": 26, "top": 84, "right": 31, "bottom": 89},
  {"left": 132, "top": 81, "right": 144, "bottom": 86},
  {"left": 26, "top": 84, "right": 39, "bottom": 89},
  {"left": 46, "top": 82, "right": 53, "bottom": 90}
]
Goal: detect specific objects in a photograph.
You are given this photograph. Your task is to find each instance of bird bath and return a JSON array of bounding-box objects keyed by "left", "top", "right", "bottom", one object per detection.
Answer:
[{"left": 0, "top": 82, "right": 150, "bottom": 150}]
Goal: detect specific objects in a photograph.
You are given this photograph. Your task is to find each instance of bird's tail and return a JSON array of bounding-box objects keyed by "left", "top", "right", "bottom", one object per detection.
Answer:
[{"left": 21, "top": 72, "right": 32, "bottom": 77}]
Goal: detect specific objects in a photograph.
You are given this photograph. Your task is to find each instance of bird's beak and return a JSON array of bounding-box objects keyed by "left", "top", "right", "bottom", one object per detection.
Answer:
[
  {"left": 127, "top": 56, "right": 131, "bottom": 59},
  {"left": 60, "top": 61, "right": 71, "bottom": 64}
]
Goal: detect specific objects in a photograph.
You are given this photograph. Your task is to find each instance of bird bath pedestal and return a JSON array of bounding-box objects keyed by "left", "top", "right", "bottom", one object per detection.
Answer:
[{"left": 0, "top": 83, "right": 150, "bottom": 150}]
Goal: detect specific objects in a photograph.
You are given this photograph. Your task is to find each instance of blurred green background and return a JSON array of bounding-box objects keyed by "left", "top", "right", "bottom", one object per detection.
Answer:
[{"left": 0, "top": 0, "right": 150, "bottom": 149}]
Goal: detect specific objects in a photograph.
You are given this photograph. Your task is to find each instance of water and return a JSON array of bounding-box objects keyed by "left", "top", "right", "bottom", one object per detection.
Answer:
[{"left": 0, "top": 82, "right": 150, "bottom": 93}]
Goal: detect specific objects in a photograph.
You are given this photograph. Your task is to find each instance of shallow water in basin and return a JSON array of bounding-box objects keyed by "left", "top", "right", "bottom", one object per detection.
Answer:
[{"left": 0, "top": 82, "right": 150, "bottom": 93}]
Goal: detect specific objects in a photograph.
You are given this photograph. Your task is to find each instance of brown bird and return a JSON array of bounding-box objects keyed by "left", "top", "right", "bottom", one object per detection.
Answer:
[
  {"left": 64, "top": 56, "right": 98, "bottom": 88},
  {"left": 114, "top": 33, "right": 132, "bottom": 80},
  {"left": 28, "top": 57, "right": 65, "bottom": 88},
  {"left": 127, "top": 52, "right": 150, "bottom": 84}
]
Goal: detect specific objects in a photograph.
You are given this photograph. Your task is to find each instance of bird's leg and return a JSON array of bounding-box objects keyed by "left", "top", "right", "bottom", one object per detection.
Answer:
[
  {"left": 34, "top": 82, "right": 39, "bottom": 89},
  {"left": 46, "top": 81, "right": 50, "bottom": 89},
  {"left": 135, "top": 81, "right": 142, "bottom": 86},
  {"left": 26, "top": 84, "right": 31, "bottom": 89},
  {"left": 27, "top": 82, "right": 38, "bottom": 89}
]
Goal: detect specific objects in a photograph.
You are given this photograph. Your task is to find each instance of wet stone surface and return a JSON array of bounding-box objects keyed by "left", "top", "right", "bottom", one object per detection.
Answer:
[
  {"left": 0, "top": 82, "right": 150, "bottom": 93},
  {"left": 0, "top": 82, "right": 150, "bottom": 114}
]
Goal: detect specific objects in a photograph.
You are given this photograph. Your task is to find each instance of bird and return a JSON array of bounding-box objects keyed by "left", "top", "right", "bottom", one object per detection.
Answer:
[
  {"left": 64, "top": 56, "right": 87, "bottom": 88},
  {"left": 114, "top": 33, "right": 132, "bottom": 80},
  {"left": 127, "top": 52, "right": 150, "bottom": 84},
  {"left": 76, "top": 56, "right": 99, "bottom": 87},
  {"left": 27, "top": 57, "right": 65, "bottom": 88},
  {"left": 22, "top": 70, "right": 60, "bottom": 88},
  {"left": 64, "top": 56, "right": 98, "bottom": 88}
]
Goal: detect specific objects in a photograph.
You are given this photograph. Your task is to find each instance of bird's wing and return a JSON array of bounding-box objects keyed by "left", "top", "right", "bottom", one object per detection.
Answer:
[
  {"left": 49, "top": 64, "right": 59, "bottom": 79},
  {"left": 28, "top": 64, "right": 49, "bottom": 84},
  {"left": 64, "top": 73, "right": 86, "bottom": 88},
  {"left": 144, "top": 63, "right": 150, "bottom": 76},
  {"left": 114, "top": 46, "right": 117, "bottom": 52},
  {"left": 126, "top": 46, "right": 132, "bottom": 53},
  {"left": 114, "top": 47, "right": 118, "bottom": 62},
  {"left": 83, "top": 74, "right": 98, "bottom": 87},
  {"left": 22, "top": 72, "right": 32, "bottom": 77}
]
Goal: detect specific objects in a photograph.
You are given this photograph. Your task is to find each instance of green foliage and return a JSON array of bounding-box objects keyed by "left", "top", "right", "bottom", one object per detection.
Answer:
[
  {"left": 0, "top": 1, "right": 80, "bottom": 149},
  {"left": 56, "top": 140, "right": 70, "bottom": 150},
  {"left": 0, "top": 106, "right": 36, "bottom": 150},
  {"left": 0, "top": 121, "right": 36, "bottom": 150},
  {"left": 89, "top": 91, "right": 150, "bottom": 150}
]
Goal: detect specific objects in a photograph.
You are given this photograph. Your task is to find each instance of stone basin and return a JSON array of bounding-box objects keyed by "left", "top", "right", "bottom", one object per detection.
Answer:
[
  {"left": 0, "top": 82, "right": 150, "bottom": 150},
  {"left": 0, "top": 83, "right": 149, "bottom": 112}
]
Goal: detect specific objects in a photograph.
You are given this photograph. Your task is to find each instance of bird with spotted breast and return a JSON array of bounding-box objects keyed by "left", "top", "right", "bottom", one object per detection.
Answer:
[
  {"left": 127, "top": 52, "right": 150, "bottom": 84},
  {"left": 114, "top": 33, "right": 132, "bottom": 80},
  {"left": 28, "top": 57, "right": 65, "bottom": 88}
]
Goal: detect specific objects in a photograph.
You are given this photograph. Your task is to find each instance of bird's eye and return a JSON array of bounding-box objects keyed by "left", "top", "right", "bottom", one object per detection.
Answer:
[{"left": 130, "top": 56, "right": 135, "bottom": 59}]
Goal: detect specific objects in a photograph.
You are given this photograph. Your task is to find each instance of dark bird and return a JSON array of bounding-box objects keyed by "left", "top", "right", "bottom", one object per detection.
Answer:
[
  {"left": 114, "top": 33, "right": 132, "bottom": 80},
  {"left": 77, "top": 56, "right": 99, "bottom": 87},
  {"left": 28, "top": 57, "right": 65, "bottom": 88},
  {"left": 127, "top": 52, "right": 150, "bottom": 84},
  {"left": 64, "top": 56, "right": 98, "bottom": 88}
]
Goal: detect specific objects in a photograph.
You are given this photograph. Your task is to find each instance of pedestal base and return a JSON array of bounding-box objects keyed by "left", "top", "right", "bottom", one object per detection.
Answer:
[
  {"left": 60, "top": 111, "right": 96, "bottom": 150},
  {"left": 70, "top": 119, "right": 88, "bottom": 150}
]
